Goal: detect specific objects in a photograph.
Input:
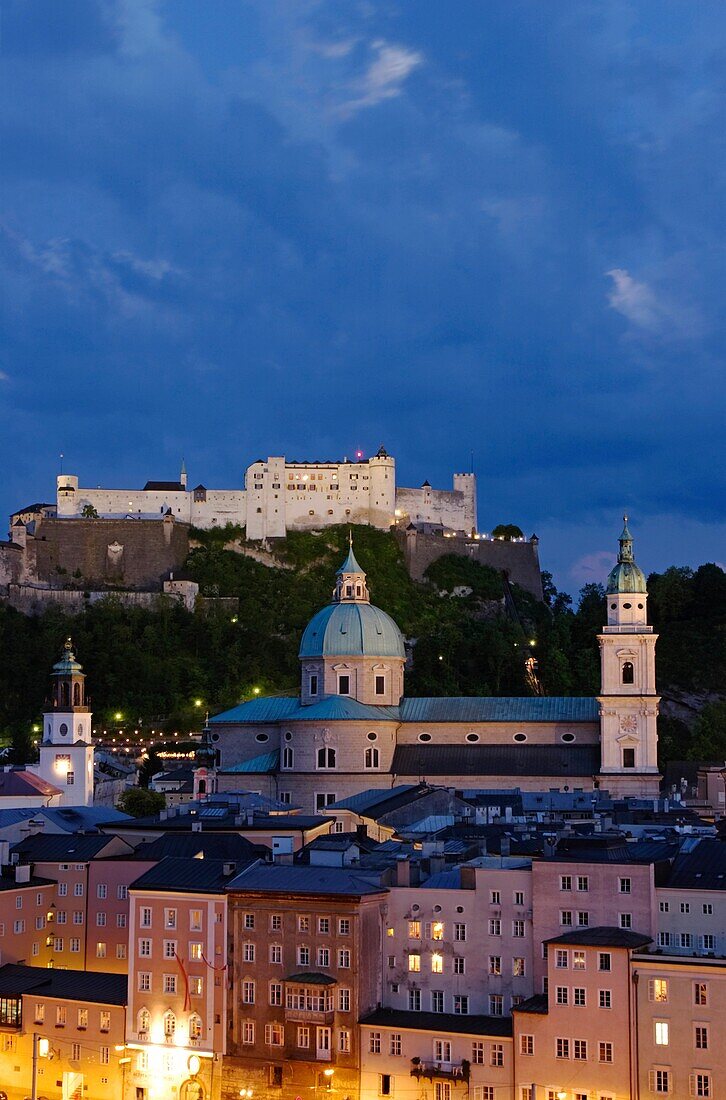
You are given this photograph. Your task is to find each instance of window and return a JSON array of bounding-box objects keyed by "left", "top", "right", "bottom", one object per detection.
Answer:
[
  {"left": 270, "top": 914, "right": 283, "bottom": 932},
  {"left": 702, "top": 934, "right": 715, "bottom": 951},
  {"left": 117, "top": 914, "right": 127, "bottom": 928},
  {"left": 309, "top": 674, "right": 318, "bottom": 696},
  {"left": 556, "top": 950, "right": 568, "bottom": 969},
  {"left": 338, "top": 675, "right": 350, "bottom": 696},
  {"left": 265, "top": 1023, "right": 284, "bottom": 1046},
  {"left": 691, "top": 1073, "right": 711, "bottom": 1097},
  {"left": 599, "top": 1041, "right": 613, "bottom": 1063},
  {"left": 339, "top": 1029, "right": 350, "bottom": 1053},
  {"left": 599, "top": 952, "right": 611, "bottom": 972},
  {"left": 163, "top": 975, "right": 176, "bottom": 994},
  {"left": 369, "top": 1031, "right": 381, "bottom": 1054},
  {"left": 408, "top": 920, "right": 421, "bottom": 938},
  {"left": 316, "top": 792, "right": 336, "bottom": 812},
  {"left": 622, "top": 661, "right": 634, "bottom": 684},
  {"left": 659, "top": 901, "right": 670, "bottom": 912},
  {"left": 270, "top": 944, "right": 282, "bottom": 964},
  {"left": 654, "top": 1021, "right": 669, "bottom": 1045},
  {"left": 695, "top": 1025, "right": 709, "bottom": 1049},
  {"left": 573, "top": 950, "right": 586, "bottom": 970},
  {"left": 694, "top": 982, "right": 708, "bottom": 1006},
  {"left": 338, "top": 948, "right": 351, "bottom": 968},
  {"left": 623, "top": 747, "right": 635, "bottom": 768},
  {"left": 72, "top": 911, "right": 83, "bottom": 925},
  {"left": 577, "top": 876, "right": 589, "bottom": 891},
  {"left": 189, "top": 1013, "right": 203, "bottom": 1040},
  {"left": 454, "top": 956, "right": 465, "bottom": 974},
  {"left": 408, "top": 989, "right": 421, "bottom": 1011},
  {"left": 490, "top": 890, "right": 501, "bottom": 905},
  {"left": 556, "top": 986, "right": 569, "bottom": 1005},
  {"left": 269, "top": 982, "right": 282, "bottom": 1006},
  {"left": 375, "top": 675, "right": 386, "bottom": 696},
  {"left": 298, "top": 915, "right": 310, "bottom": 932},
  {"left": 242, "top": 980, "right": 255, "bottom": 1004},
  {"left": 190, "top": 909, "right": 202, "bottom": 931},
  {"left": 164, "top": 908, "right": 177, "bottom": 929},
  {"left": 338, "top": 988, "right": 350, "bottom": 1012},
  {"left": 434, "top": 1039, "right": 452, "bottom": 1062},
  {"left": 297, "top": 1026, "right": 310, "bottom": 1048},
  {"left": 620, "top": 913, "right": 632, "bottom": 929},
  {"left": 471, "top": 1041, "right": 484, "bottom": 1064},
  {"left": 514, "top": 890, "right": 525, "bottom": 905},
  {"left": 489, "top": 955, "right": 501, "bottom": 975},
  {"left": 138, "top": 973, "right": 151, "bottom": 992},
  {"left": 599, "top": 989, "right": 612, "bottom": 1009},
  {"left": 489, "top": 918, "right": 501, "bottom": 936},
  {"left": 489, "top": 994, "right": 502, "bottom": 1016},
  {"left": 365, "top": 746, "right": 380, "bottom": 768},
  {"left": 434, "top": 1085, "right": 451, "bottom": 1100},
  {"left": 317, "top": 947, "right": 330, "bottom": 967},
  {"left": 242, "top": 1022, "right": 255, "bottom": 1044},
  {"left": 650, "top": 979, "right": 668, "bottom": 1002},
  {"left": 164, "top": 940, "right": 177, "bottom": 959},
  {"left": 649, "top": 1069, "right": 670, "bottom": 1093},
  {"left": 574, "top": 987, "right": 586, "bottom": 1006},
  {"left": 100, "top": 1045, "right": 110, "bottom": 1065},
  {"left": 577, "top": 911, "right": 589, "bottom": 927},
  {"left": 138, "top": 939, "right": 151, "bottom": 957},
  {"left": 431, "top": 990, "right": 444, "bottom": 1013},
  {"left": 574, "top": 1039, "right": 588, "bottom": 1060},
  {"left": 560, "top": 875, "right": 572, "bottom": 891},
  {"left": 390, "top": 1033, "right": 402, "bottom": 1056},
  {"left": 408, "top": 953, "right": 421, "bottom": 972},
  {"left": 282, "top": 746, "right": 294, "bottom": 769},
  {"left": 97, "top": 884, "right": 107, "bottom": 899},
  {"left": 140, "top": 906, "right": 152, "bottom": 928},
  {"left": 657, "top": 932, "right": 671, "bottom": 947},
  {"left": 680, "top": 933, "right": 693, "bottom": 948},
  {"left": 298, "top": 945, "right": 310, "bottom": 966},
  {"left": 556, "top": 1037, "right": 570, "bottom": 1059},
  {"left": 96, "top": 942, "right": 107, "bottom": 958},
  {"left": 190, "top": 943, "right": 203, "bottom": 961},
  {"left": 318, "top": 916, "right": 330, "bottom": 934},
  {"left": 431, "top": 952, "right": 443, "bottom": 973},
  {"left": 72, "top": 1042, "right": 81, "bottom": 1060},
  {"left": 560, "top": 910, "right": 573, "bottom": 926},
  {"left": 117, "top": 885, "right": 128, "bottom": 900},
  {"left": 513, "top": 920, "right": 525, "bottom": 937},
  {"left": 190, "top": 977, "right": 203, "bottom": 996},
  {"left": 619, "top": 877, "right": 632, "bottom": 894},
  {"left": 702, "top": 903, "right": 713, "bottom": 915},
  {"left": 681, "top": 902, "right": 691, "bottom": 914},
  {"left": 454, "top": 923, "right": 466, "bottom": 941},
  {"left": 453, "top": 995, "right": 469, "bottom": 1015},
  {"left": 35, "top": 1003, "right": 45, "bottom": 1024},
  {"left": 491, "top": 1043, "right": 504, "bottom": 1067}
]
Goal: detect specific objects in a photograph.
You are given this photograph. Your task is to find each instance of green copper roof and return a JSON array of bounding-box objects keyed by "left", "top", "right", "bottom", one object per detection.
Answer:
[
  {"left": 299, "top": 601, "right": 405, "bottom": 659},
  {"left": 52, "top": 638, "right": 84, "bottom": 675},
  {"left": 336, "top": 543, "right": 365, "bottom": 575},
  {"left": 606, "top": 515, "right": 647, "bottom": 594}
]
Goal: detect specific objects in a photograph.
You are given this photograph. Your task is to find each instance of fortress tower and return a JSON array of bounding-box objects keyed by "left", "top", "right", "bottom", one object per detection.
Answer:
[
  {"left": 33, "top": 639, "right": 95, "bottom": 806},
  {"left": 597, "top": 519, "right": 660, "bottom": 797}
]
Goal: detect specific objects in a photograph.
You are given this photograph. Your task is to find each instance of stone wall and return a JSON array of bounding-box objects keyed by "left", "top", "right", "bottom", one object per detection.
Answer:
[
  {"left": 397, "top": 527, "right": 543, "bottom": 599},
  {"left": 23, "top": 515, "right": 190, "bottom": 589}
]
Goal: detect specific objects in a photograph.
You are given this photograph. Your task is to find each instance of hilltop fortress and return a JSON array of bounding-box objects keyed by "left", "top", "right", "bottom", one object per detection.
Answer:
[{"left": 54, "top": 447, "right": 477, "bottom": 540}]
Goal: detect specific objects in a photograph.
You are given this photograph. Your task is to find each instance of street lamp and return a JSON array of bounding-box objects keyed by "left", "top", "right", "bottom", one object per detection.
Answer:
[{"left": 239, "top": 1090, "right": 254, "bottom": 1098}]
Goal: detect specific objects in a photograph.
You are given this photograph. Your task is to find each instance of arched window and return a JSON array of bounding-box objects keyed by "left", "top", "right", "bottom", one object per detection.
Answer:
[
  {"left": 317, "top": 747, "right": 336, "bottom": 769},
  {"left": 163, "top": 1011, "right": 176, "bottom": 1037},
  {"left": 72, "top": 682, "right": 81, "bottom": 706},
  {"left": 137, "top": 1008, "right": 150, "bottom": 1034},
  {"left": 282, "top": 747, "right": 294, "bottom": 769},
  {"left": 60, "top": 682, "right": 70, "bottom": 707},
  {"left": 189, "top": 1013, "right": 203, "bottom": 1040},
  {"left": 364, "top": 747, "right": 379, "bottom": 769},
  {"left": 622, "top": 661, "right": 634, "bottom": 684}
]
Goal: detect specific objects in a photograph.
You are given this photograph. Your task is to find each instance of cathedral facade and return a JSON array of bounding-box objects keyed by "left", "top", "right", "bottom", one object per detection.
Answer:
[{"left": 209, "top": 522, "right": 660, "bottom": 811}]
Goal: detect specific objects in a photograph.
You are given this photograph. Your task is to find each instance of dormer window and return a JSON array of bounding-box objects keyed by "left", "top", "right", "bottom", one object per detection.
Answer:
[
  {"left": 345, "top": 585, "right": 353, "bottom": 597},
  {"left": 338, "top": 675, "right": 350, "bottom": 696},
  {"left": 309, "top": 674, "right": 318, "bottom": 697},
  {"left": 375, "top": 675, "right": 385, "bottom": 696}
]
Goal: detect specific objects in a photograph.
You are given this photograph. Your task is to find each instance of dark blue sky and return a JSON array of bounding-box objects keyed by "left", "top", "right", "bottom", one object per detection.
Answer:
[{"left": 1, "top": 1, "right": 724, "bottom": 590}]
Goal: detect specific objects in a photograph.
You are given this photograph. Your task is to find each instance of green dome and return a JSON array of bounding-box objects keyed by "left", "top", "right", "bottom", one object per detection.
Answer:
[
  {"left": 299, "top": 602, "right": 405, "bottom": 660},
  {"left": 606, "top": 560, "right": 647, "bottom": 594}
]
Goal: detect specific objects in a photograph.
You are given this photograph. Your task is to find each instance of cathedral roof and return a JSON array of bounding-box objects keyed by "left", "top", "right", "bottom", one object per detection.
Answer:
[{"left": 299, "top": 601, "right": 406, "bottom": 660}]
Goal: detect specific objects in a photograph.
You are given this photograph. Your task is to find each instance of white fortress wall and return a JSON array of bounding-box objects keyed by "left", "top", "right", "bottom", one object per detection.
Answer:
[
  {"left": 57, "top": 477, "right": 193, "bottom": 521},
  {"left": 395, "top": 471, "right": 477, "bottom": 533}
]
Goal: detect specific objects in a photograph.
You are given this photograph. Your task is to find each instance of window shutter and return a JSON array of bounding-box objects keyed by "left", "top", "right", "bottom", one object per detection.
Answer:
[
  {"left": 648, "top": 979, "right": 655, "bottom": 1001},
  {"left": 648, "top": 1071, "right": 656, "bottom": 1092},
  {"left": 689, "top": 1075, "right": 696, "bottom": 1097}
]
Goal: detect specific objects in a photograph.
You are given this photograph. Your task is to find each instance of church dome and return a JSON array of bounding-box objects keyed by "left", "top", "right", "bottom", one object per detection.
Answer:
[
  {"left": 606, "top": 517, "right": 647, "bottom": 594},
  {"left": 298, "top": 539, "right": 405, "bottom": 659},
  {"left": 299, "top": 601, "right": 405, "bottom": 659}
]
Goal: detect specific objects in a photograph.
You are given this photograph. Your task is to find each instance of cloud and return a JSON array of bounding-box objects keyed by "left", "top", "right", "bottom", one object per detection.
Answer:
[
  {"left": 606, "top": 268, "right": 665, "bottom": 331},
  {"left": 570, "top": 550, "right": 617, "bottom": 586},
  {"left": 111, "top": 251, "right": 182, "bottom": 280},
  {"left": 340, "top": 40, "right": 423, "bottom": 114},
  {"left": 0, "top": 371, "right": 9, "bottom": 382}
]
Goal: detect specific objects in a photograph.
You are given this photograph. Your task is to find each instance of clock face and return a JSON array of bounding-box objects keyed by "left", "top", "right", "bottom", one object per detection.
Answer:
[{"left": 620, "top": 715, "right": 638, "bottom": 733}]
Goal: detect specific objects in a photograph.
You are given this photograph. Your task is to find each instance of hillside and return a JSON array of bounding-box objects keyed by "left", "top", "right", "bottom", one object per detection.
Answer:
[{"left": 0, "top": 525, "right": 723, "bottom": 765}]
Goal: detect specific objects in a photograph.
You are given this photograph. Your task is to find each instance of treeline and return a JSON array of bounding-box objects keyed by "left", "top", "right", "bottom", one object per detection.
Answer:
[{"left": 0, "top": 525, "right": 723, "bottom": 765}]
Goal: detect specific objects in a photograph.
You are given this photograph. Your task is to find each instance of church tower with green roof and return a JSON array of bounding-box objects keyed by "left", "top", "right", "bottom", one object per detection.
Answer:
[{"left": 598, "top": 519, "right": 660, "bottom": 796}]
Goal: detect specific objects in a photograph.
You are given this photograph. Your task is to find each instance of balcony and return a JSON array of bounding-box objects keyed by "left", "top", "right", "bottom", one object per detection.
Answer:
[{"left": 410, "top": 1059, "right": 470, "bottom": 1084}]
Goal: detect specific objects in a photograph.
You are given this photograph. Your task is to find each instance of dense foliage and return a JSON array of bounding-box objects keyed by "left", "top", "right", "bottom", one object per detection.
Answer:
[{"left": 0, "top": 527, "right": 723, "bottom": 766}]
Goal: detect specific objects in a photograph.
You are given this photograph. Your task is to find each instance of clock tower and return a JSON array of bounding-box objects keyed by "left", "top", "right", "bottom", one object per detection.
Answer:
[
  {"left": 598, "top": 519, "right": 660, "bottom": 797},
  {"left": 33, "top": 639, "right": 95, "bottom": 806}
]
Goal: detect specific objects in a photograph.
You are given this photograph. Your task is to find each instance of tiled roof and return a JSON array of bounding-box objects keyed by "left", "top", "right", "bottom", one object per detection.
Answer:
[
  {"left": 512, "top": 994, "right": 548, "bottom": 1015},
  {"left": 210, "top": 697, "right": 301, "bottom": 723},
  {"left": 0, "top": 963, "right": 127, "bottom": 1005},
  {"left": 392, "top": 744, "right": 600, "bottom": 778},
  {"left": 211, "top": 696, "right": 399, "bottom": 724},
  {"left": 286, "top": 972, "right": 337, "bottom": 985},
  {"left": 330, "top": 786, "right": 419, "bottom": 813},
  {"left": 227, "top": 863, "right": 387, "bottom": 896},
  {"left": 399, "top": 696, "right": 600, "bottom": 723},
  {"left": 360, "top": 1007, "right": 512, "bottom": 1037},
  {"left": 135, "top": 833, "right": 258, "bottom": 860},
  {"left": 545, "top": 926, "right": 652, "bottom": 949}
]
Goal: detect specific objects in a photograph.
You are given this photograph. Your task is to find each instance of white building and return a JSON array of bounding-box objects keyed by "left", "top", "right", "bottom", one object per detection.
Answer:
[
  {"left": 54, "top": 447, "right": 477, "bottom": 539},
  {"left": 29, "top": 639, "right": 95, "bottom": 807}
]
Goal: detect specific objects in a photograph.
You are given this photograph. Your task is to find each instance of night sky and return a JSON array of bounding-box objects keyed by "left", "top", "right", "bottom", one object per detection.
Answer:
[{"left": 1, "top": 1, "right": 724, "bottom": 590}]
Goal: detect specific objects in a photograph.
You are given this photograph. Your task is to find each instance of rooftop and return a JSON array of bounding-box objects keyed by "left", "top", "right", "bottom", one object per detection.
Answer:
[
  {"left": 360, "top": 1007, "right": 512, "bottom": 1038},
  {"left": 227, "top": 863, "right": 387, "bottom": 897},
  {"left": 12, "top": 834, "right": 128, "bottom": 861},
  {"left": 392, "top": 743, "right": 600, "bottom": 778},
  {"left": 545, "top": 926, "right": 653, "bottom": 949},
  {"left": 0, "top": 963, "right": 127, "bottom": 1005},
  {"left": 130, "top": 857, "right": 256, "bottom": 893}
]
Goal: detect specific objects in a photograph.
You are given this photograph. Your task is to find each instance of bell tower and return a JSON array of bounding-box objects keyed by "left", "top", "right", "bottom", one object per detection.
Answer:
[
  {"left": 33, "top": 638, "right": 95, "bottom": 806},
  {"left": 598, "top": 519, "right": 660, "bottom": 797}
]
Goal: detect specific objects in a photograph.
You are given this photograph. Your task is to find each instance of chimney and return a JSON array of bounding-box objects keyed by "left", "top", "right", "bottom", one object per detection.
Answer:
[
  {"left": 0, "top": 840, "right": 9, "bottom": 868},
  {"left": 543, "top": 835, "right": 558, "bottom": 859},
  {"left": 500, "top": 837, "right": 511, "bottom": 858},
  {"left": 395, "top": 858, "right": 410, "bottom": 886},
  {"left": 223, "top": 862, "right": 236, "bottom": 876},
  {"left": 15, "top": 864, "right": 30, "bottom": 884}
]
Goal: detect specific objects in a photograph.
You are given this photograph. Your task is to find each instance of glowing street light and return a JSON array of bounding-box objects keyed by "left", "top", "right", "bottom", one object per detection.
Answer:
[{"left": 194, "top": 699, "right": 203, "bottom": 708}]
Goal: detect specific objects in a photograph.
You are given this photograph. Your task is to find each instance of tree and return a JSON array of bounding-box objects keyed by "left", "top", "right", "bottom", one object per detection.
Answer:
[
  {"left": 117, "top": 787, "right": 166, "bottom": 818},
  {"left": 688, "top": 700, "right": 726, "bottom": 763},
  {"left": 491, "top": 524, "right": 524, "bottom": 541},
  {"left": 81, "top": 504, "right": 99, "bottom": 519}
]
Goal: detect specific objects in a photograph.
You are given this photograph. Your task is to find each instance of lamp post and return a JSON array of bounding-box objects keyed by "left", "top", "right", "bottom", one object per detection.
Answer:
[{"left": 31, "top": 1033, "right": 50, "bottom": 1100}]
